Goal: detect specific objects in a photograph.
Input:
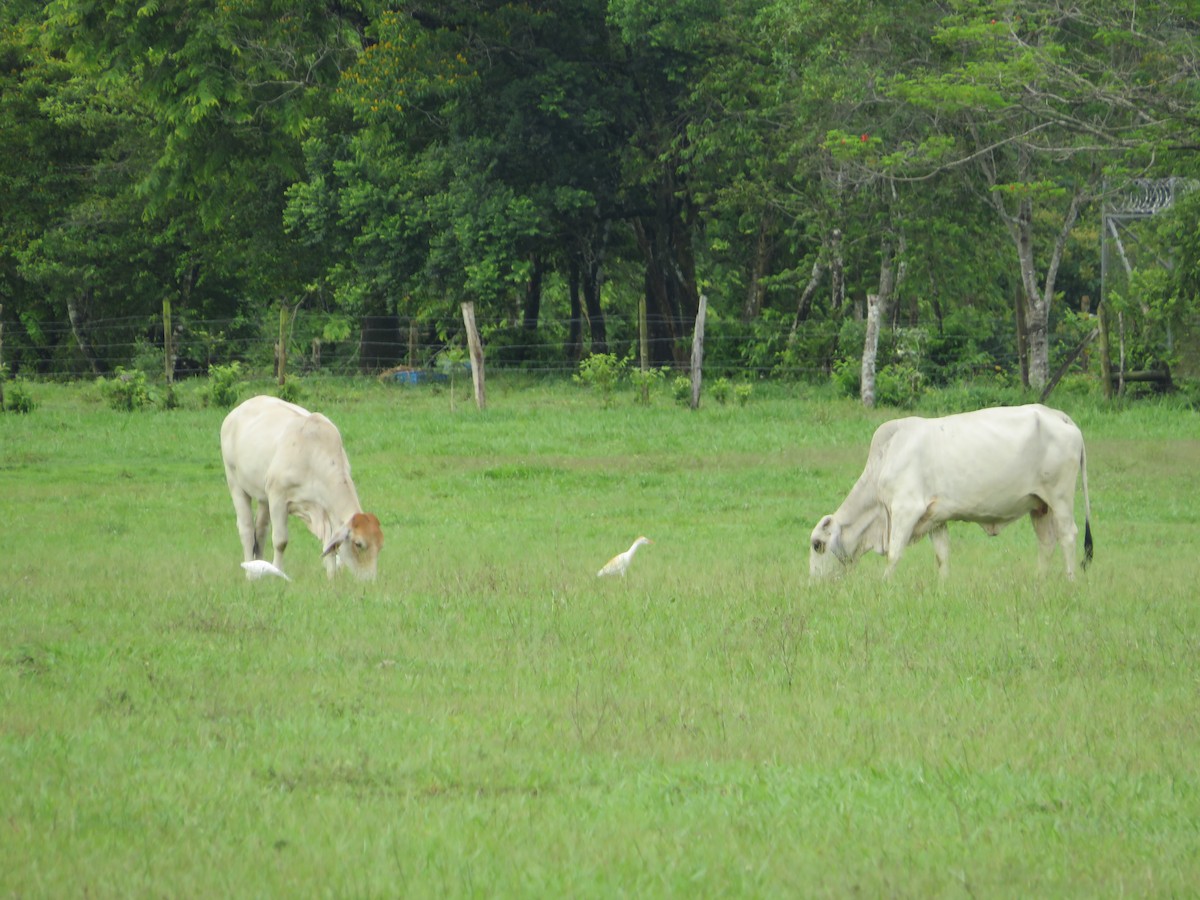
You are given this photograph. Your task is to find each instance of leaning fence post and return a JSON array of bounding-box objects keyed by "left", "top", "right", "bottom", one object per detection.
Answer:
[
  {"left": 690, "top": 294, "right": 707, "bottom": 410},
  {"left": 461, "top": 301, "right": 486, "bottom": 410}
]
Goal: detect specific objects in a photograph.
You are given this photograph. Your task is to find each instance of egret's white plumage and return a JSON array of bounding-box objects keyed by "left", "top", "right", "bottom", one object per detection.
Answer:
[
  {"left": 597, "top": 536, "right": 653, "bottom": 577},
  {"left": 241, "top": 560, "right": 291, "bottom": 581}
]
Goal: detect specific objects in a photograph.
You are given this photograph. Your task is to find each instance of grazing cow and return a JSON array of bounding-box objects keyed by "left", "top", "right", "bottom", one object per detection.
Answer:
[
  {"left": 220, "top": 396, "right": 383, "bottom": 580},
  {"left": 809, "top": 404, "right": 1093, "bottom": 579}
]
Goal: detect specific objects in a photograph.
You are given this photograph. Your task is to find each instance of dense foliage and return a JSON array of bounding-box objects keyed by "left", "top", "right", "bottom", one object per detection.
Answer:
[{"left": 2, "top": 1, "right": 1198, "bottom": 398}]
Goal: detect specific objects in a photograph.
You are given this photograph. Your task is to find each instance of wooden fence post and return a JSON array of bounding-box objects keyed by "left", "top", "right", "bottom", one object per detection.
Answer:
[
  {"left": 276, "top": 304, "right": 288, "bottom": 386},
  {"left": 461, "top": 301, "right": 486, "bottom": 411},
  {"left": 0, "top": 303, "right": 5, "bottom": 411},
  {"left": 690, "top": 294, "right": 707, "bottom": 410},
  {"left": 638, "top": 295, "right": 650, "bottom": 405},
  {"left": 163, "top": 298, "right": 173, "bottom": 384},
  {"left": 1097, "top": 304, "right": 1114, "bottom": 400}
]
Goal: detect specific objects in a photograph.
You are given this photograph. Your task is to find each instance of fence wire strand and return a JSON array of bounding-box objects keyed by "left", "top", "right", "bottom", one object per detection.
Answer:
[{"left": 0, "top": 310, "right": 1062, "bottom": 383}]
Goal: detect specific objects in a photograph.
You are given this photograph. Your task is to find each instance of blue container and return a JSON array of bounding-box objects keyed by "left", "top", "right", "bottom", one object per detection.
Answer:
[{"left": 388, "top": 369, "right": 449, "bottom": 385}]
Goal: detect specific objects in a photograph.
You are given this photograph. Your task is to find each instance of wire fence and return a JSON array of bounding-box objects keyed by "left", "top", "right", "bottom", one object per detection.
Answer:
[{"left": 1, "top": 307, "right": 1092, "bottom": 385}]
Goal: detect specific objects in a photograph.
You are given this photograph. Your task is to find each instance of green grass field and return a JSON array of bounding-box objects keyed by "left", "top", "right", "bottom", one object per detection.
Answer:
[{"left": 3, "top": 377, "right": 1199, "bottom": 897}]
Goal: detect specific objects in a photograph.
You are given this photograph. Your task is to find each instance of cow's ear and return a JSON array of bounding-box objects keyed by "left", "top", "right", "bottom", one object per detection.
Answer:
[{"left": 323, "top": 525, "right": 349, "bottom": 557}]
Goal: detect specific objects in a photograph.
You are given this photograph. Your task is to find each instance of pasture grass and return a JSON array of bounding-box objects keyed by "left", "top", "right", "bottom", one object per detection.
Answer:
[{"left": 2, "top": 376, "right": 1199, "bottom": 896}]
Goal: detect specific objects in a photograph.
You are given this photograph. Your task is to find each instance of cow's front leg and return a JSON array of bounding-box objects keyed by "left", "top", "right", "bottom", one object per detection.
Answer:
[
  {"left": 321, "top": 545, "right": 339, "bottom": 580},
  {"left": 883, "top": 502, "right": 924, "bottom": 578},
  {"left": 268, "top": 495, "right": 290, "bottom": 573},
  {"left": 231, "top": 489, "right": 257, "bottom": 563},
  {"left": 253, "top": 502, "right": 271, "bottom": 560},
  {"left": 929, "top": 525, "right": 951, "bottom": 578}
]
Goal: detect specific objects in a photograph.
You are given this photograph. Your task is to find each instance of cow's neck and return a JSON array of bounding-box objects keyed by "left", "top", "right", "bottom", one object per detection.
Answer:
[
  {"left": 834, "top": 478, "right": 887, "bottom": 559},
  {"left": 329, "top": 476, "right": 363, "bottom": 524}
]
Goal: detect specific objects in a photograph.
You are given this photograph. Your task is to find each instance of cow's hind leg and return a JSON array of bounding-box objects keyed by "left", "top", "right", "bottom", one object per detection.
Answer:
[
  {"left": 1051, "top": 503, "right": 1079, "bottom": 580},
  {"left": 1030, "top": 503, "right": 1072, "bottom": 578}
]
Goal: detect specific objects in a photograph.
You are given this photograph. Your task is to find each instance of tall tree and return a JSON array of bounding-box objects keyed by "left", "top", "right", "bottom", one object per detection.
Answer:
[
  {"left": 890, "top": 0, "right": 1200, "bottom": 389},
  {"left": 1, "top": 2, "right": 165, "bottom": 372},
  {"left": 608, "top": 0, "right": 766, "bottom": 363},
  {"left": 288, "top": 2, "right": 629, "bottom": 357},
  {"left": 43, "top": 0, "right": 362, "bottom": 318}
]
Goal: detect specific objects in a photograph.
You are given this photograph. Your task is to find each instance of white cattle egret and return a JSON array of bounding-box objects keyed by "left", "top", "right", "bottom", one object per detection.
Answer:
[
  {"left": 597, "top": 536, "right": 654, "bottom": 577},
  {"left": 241, "top": 560, "right": 291, "bottom": 581}
]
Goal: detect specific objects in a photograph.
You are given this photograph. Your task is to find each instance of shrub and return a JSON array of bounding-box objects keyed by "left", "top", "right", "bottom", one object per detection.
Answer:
[
  {"left": 672, "top": 375, "right": 692, "bottom": 406},
  {"left": 573, "top": 353, "right": 627, "bottom": 407},
  {"left": 4, "top": 378, "right": 36, "bottom": 414},
  {"left": 831, "top": 357, "right": 860, "bottom": 398},
  {"left": 97, "top": 367, "right": 152, "bottom": 411},
  {"left": 628, "top": 364, "right": 667, "bottom": 406},
  {"left": 875, "top": 363, "right": 924, "bottom": 408},
  {"left": 436, "top": 347, "right": 469, "bottom": 411},
  {"left": 710, "top": 377, "right": 732, "bottom": 405},
  {"left": 734, "top": 383, "right": 754, "bottom": 406},
  {"left": 205, "top": 362, "right": 243, "bottom": 408},
  {"left": 276, "top": 378, "right": 305, "bottom": 405}
]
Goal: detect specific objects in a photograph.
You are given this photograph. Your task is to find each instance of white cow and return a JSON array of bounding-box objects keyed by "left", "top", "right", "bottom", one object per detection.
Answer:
[
  {"left": 809, "top": 404, "right": 1093, "bottom": 579},
  {"left": 221, "top": 396, "right": 383, "bottom": 580}
]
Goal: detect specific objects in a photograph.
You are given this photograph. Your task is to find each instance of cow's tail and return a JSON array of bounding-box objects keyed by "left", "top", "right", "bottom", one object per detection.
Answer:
[{"left": 1080, "top": 442, "right": 1094, "bottom": 568}]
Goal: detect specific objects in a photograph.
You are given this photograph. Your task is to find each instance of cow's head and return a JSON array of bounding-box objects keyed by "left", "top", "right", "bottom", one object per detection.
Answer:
[
  {"left": 323, "top": 512, "right": 384, "bottom": 580},
  {"left": 809, "top": 514, "right": 849, "bottom": 579}
]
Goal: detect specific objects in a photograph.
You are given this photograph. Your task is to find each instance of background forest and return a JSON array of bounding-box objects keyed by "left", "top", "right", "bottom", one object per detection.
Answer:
[{"left": 3, "top": 0, "right": 1199, "bottom": 403}]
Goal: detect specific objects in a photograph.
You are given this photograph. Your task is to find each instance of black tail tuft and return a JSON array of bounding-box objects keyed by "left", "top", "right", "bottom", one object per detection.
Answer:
[{"left": 1082, "top": 519, "right": 1094, "bottom": 568}]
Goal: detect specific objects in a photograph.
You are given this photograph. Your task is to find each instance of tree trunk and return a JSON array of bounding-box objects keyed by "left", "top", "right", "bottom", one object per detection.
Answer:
[
  {"left": 67, "top": 289, "right": 104, "bottom": 375},
  {"left": 520, "top": 254, "right": 544, "bottom": 362},
  {"left": 1013, "top": 189, "right": 1085, "bottom": 391},
  {"left": 829, "top": 228, "right": 845, "bottom": 313},
  {"left": 861, "top": 293, "right": 884, "bottom": 409},
  {"left": 1013, "top": 280, "right": 1030, "bottom": 388},
  {"left": 742, "top": 213, "right": 773, "bottom": 322},
  {"left": 860, "top": 228, "right": 906, "bottom": 408},
  {"left": 791, "top": 254, "right": 826, "bottom": 335},
  {"left": 992, "top": 167, "right": 1091, "bottom": 391},
  {"left": 634, "top": 219, "right": 678, "bottom": 366},
  {"left": 634, "top": 191, "right": 700, "bottom": 367},
  {"left": 581, "top": 252, "right": 607, "bottom": 355},
  {"left": 577, "top": 227, "right": 609, "bottom": 355},
  {"left": 1025, "top": 297, "right": 1051, "bottom": 391},
  {"left": 566, "top": 256, "right": 583, "bottom": 363}
]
